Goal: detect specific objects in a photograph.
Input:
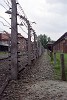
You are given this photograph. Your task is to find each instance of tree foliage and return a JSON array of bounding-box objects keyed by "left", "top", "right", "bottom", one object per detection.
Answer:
[{"left": 38, "top": 34, "right": 51, "bottom": 48}]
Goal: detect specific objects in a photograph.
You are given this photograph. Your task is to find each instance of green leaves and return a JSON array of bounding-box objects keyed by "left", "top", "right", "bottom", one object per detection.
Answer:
[{"left": 38, "top": 34, "right": 51, "bottom": 48}]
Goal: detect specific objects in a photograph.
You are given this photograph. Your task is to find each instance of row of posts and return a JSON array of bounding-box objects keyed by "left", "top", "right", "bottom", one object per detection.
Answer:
[
  {"left": 8, "top": 0, "right": 44, "bottom": 80},
  {"left": 50, "top": 51, "right": 66, "bottom": 81}
]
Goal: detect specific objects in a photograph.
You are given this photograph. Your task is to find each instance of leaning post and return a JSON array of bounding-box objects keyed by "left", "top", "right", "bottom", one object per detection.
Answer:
[{"left": 60, "top": 53, "right": 66, "bottom": 81}]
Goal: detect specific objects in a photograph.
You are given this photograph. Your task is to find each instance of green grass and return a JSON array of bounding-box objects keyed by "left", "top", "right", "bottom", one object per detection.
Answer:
[
  {"left": 53, "top": 53, "right": 61, "bottom": 80},
  {"left": 64, "top": 53, "right": 67, "bottom": 80},
  {"left": 51, "top": 53, "right": 67, "bottom": 80},
  {"left": 0, "top": 52, "right": 8, "bottom": 55}
]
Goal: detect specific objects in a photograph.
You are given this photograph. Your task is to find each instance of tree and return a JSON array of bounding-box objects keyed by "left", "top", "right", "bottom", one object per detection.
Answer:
[
  {"left": 47, "top": 37, "right": 51, "bottom": 42},
  {"left": 38, "top": 34, "right": 51, "bottom": 48}
]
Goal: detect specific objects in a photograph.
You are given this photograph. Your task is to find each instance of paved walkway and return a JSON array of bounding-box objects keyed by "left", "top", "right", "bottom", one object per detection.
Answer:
[{"left": 1, "top": 51, "right": 67, "bottom": 100}]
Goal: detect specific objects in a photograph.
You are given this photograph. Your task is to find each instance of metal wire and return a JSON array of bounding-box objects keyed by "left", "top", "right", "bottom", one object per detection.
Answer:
[
  {"left": 0, "top": 28, "right": 10, "bottom": 34},
  {"left": 0, "top": 21, "right": 10, "bottom": 28},
  {"left": 1, "top": 0, "right": 35, "bottom": 40},
  {"left": 0, "top": 3, "right": 8, "bottom": 10},
  {"left": 18, "top": 15, "right": 28, "bottom": 28},
  {"left": 17, "top": 0, "right": 27, "bottom": 18},
  {"left": 2, "top": 0, "right": 30, "bottom": 31},
  {"left": 3, "top": 0, "right": 11, "bottom": 8},
  {"left": 19, "top": 25, "right": 28, "bottom": 35},
  {"left": 2, "top": 0, "right": 28, "bottom": 30},
  {"left": 0, "top": 16, "right": 11, "bottom": 26},
  {"left": 0, "top": 16, "right": 19, "bottom": 34}
]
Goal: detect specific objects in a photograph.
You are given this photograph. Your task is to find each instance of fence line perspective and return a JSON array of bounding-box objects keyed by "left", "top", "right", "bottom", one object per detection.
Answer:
[{"left": 0, "top": 0, "right": 44, "bottom": 96}]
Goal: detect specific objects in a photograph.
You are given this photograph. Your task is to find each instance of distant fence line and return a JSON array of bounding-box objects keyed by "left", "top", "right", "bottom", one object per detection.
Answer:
[{"left": 48, "top": 50, "right": 66, "bottom": 81}]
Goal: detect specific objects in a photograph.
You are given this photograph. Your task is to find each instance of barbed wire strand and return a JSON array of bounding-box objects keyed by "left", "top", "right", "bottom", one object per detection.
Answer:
[
  {"left": 1, "top": 1, "right": 35, "bottom": 39},
  {"left": 19, "top": 25, "right": 28, "bottom": 35},
  {"left": 0, "top": 21, "right": 10, "bottom": 28},
  {"left": 3, "top": 0, "right": 11, "bottom": 8},
  {"left": 2, "top": 1, "right": 28, "bottom": 29}
]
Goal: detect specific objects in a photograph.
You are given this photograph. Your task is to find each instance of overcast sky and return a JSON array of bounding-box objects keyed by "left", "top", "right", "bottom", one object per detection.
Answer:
[{"left": 0, "top": 0, "right": 67, "bottom": 41}]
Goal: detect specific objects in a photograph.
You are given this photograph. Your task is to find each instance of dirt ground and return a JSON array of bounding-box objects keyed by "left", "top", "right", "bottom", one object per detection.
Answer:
[{"left": 1, "top": 51, "right": 67, "bottom": 100}]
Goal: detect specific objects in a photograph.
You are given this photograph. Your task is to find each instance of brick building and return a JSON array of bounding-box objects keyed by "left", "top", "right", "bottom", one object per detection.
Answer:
[
  {"left": 47, "top": 41, "right": 55, "bottom": 52},
  {"left": 0, "top": 33, "right": 9, "bottom": 51},
  {"left": 18, "top": 33, "right": 28, "bottom": 52},
  {"left": 0, "top": 33, "right": 28, "bottom": 52},
  {"left": 53, "top": 32, "right": 67, "bottom": 53}
]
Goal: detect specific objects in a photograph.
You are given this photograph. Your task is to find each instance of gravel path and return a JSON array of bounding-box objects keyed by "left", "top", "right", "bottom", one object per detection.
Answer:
[
  {"left": 20, "top": 50, "right": 54, "bottom": 82},
  {"left": 1, "top": 51, "right": 67, "bottom": 100},
  {"left": 0, "top": 58, "right": 10, "bottom": 89}
]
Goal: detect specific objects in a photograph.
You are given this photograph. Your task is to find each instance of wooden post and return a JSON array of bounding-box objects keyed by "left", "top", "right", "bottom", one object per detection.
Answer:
[
  {"left": 60, "top": 53, "right": 66, "bottom": 81},
  {"left": 11, "top": 0, "right": 18, "bottom": 79},
  {"left": 28, "top": 22, "right": 31, "bottom": 65},
  {"left": 50, "top": 51, "right": 53, "bottom": 61},
  {"left": 54, "top": 52, "right": 56, "bottom": 65}
]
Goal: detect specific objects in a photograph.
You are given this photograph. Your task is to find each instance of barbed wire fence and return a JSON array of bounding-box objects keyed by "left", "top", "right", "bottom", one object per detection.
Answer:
[{"left": 0, "top": 0, "right": 44, "bottom": 96}]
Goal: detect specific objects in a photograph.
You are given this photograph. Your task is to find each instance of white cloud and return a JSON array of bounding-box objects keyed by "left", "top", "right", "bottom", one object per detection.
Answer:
[
  {"left": 46, "top": 0, "right": 67, "bottom": 4},
  {"left": 0, "top": 0, "right": 67, "bottom": 40}
]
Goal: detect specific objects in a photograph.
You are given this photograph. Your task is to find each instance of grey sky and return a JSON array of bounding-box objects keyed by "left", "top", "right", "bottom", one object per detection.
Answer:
[{"left": 0, "top": 0, "right": 67, "bottom": 40}]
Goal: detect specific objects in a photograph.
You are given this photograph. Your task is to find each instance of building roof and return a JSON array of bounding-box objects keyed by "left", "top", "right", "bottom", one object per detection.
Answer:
[
  {"left": 47, "top": 41, "right": 55, "bottom": 45},
  {"left": 53, "top": 32, "right": 67, "bottom": 46},
  {"left": 0, "top": 33, "right": 9, "bottom": 41},
  {"left": 0, "top": 32, "right": 28, "bottom": 41},
  {"left": 18, "top": 33, "right": 28, "bottom": 41}
]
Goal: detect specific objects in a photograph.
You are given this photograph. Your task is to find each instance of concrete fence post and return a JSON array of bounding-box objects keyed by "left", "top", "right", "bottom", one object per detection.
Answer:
[
  {"left": 28, "top": 22, "right": 31, "bottom": 65},
  {"left": 60, "top": 53, "right": 66, "bottom": 81},
  {"left": 34, "top": 32, "right": 36, "bottom": 60},
  {"left": 11, "top": 0, "right": 18, "bottom": 79}
]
